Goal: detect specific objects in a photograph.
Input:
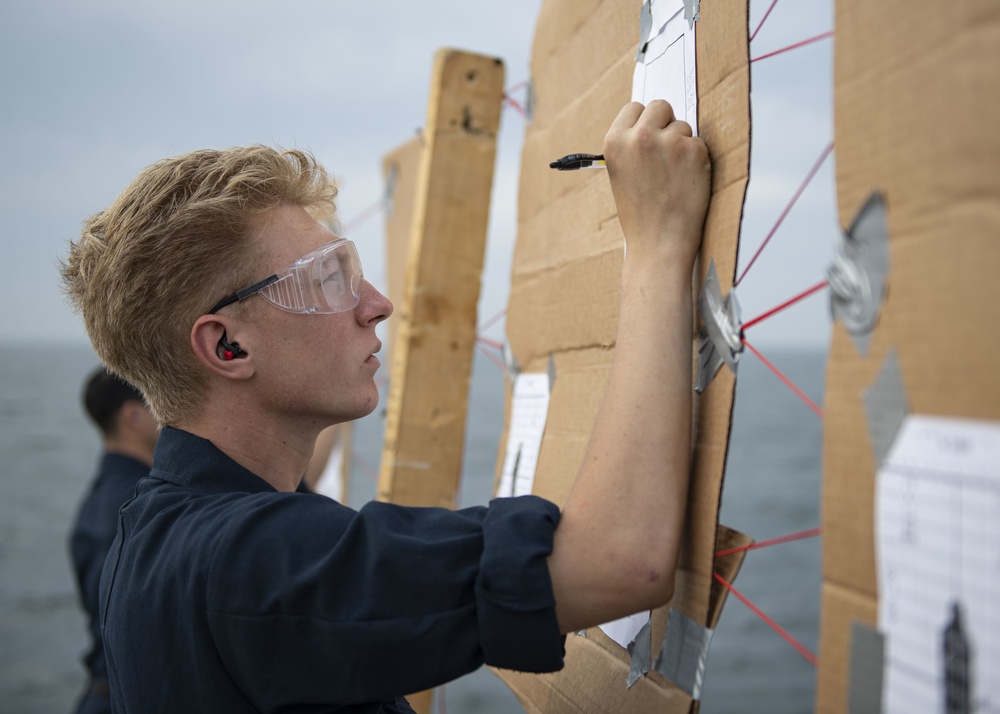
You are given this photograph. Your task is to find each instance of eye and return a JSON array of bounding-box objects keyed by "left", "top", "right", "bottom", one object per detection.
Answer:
[
  {"left": 319, "top": 253, "right": 349, "bottom": 295},
  {"left": 322, "top": 268, "right": 345, "bottom": 294}
]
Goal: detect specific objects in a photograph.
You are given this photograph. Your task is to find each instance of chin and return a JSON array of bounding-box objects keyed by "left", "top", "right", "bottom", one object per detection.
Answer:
[{"left": 351, "top": 388, "right": 381, "bottom": 420}]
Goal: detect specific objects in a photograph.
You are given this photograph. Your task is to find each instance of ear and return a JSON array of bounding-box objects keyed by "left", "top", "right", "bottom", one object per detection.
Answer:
[
  {"left": 116, "top": 400, "right": 145, "bottom": 432},
  {"left": 122, "top": 400, "right": 143, "bottom": 424},
  {"left": 191, "top": 315, "right": 255, "bottom": 380}
]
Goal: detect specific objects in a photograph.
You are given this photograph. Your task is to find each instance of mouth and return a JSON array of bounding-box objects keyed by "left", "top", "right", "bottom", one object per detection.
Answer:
[{"left": 366, "top": 342, "right": 382, "bottom": 367}]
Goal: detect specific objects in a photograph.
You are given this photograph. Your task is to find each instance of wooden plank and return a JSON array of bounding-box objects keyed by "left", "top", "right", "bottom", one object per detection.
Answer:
[
  {"left": 377, "top": 49, "right": 504, "bottom": 504},
  {"left": 376, "top": 50, "right": 504, "bottom": 713}
]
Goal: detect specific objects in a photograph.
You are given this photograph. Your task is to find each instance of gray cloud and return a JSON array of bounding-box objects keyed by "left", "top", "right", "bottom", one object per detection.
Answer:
[{"left": 0, "top": 0, "right": 834, "bottom": 348}]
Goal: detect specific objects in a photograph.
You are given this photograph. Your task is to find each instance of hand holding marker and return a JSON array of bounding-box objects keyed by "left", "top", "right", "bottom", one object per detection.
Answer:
[{"left": 549, "top": 153, "right": 607, "bottom": 170}]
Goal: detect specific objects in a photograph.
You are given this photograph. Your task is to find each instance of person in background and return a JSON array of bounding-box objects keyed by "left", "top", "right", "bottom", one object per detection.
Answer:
[
  {"left": 68, "top": 367, "right": 158, "bottom": 714},
  {"left": 60, "top": 99, "right": 709, "bottom": 712}
]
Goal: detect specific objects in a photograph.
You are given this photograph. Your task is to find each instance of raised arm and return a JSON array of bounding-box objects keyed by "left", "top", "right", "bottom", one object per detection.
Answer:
[{"left": 547, "top": 100, "right": 711, "bottom": 633}]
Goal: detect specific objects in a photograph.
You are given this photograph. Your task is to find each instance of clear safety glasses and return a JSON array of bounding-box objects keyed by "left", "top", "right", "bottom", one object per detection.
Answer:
[{"left": 208, "top": 238, "right": 364, "bottom": 315}]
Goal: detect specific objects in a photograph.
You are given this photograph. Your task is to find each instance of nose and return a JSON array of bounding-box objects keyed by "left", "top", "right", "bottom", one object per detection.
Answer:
[{"left": 357, "top": 279, "right": 393, "bottom": 326}]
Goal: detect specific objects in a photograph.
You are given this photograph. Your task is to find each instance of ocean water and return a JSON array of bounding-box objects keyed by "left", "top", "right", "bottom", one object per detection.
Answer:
[{"left": 0, "top": 342, "right": 824, "bottom": 713}]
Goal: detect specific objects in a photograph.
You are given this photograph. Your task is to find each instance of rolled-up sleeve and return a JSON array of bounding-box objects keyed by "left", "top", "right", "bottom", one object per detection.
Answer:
[
  {"left": 205, "top": 492, "right": 565, "bottom": 708},
  {"left": 476, "top": 496, "right": 565, "bottom": 672}
]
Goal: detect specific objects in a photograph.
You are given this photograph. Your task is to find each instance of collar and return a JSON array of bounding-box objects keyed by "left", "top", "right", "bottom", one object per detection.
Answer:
[{"left": 150, "top": 427, "right": 279, "bottom": 495}]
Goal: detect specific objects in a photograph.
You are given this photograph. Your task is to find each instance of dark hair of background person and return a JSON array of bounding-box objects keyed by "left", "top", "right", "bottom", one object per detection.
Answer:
[{"left": 83, "top": 368, "right": 146, "bottom": 436}]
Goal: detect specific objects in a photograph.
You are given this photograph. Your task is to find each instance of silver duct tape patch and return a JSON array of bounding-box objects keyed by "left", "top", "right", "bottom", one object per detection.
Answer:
[
  {"left": 828, "top": 191, "right": 890, "bottom": 356},
  {"left": 863, "top": 348, "right": 910, "bottom": 468},
  {"left": 683, "top": 0, "right": 701, "bottom": 24},
  {"left": 383, "top": 162, "right": 399, "bottom": 218},
  {"left": 635, "top": 1, "right": 654, "bottom": 62},
  {"left": 502, "top": 343, "right": 521, "bottom": 381},
  {"left": 524, "top": 79, "right": 536, "bottom": 123},
  {"left": 848, "top": 622, "right": 884, "bottom": 714},
  {"left": 696, "top": 258, "right": 743, "bottom": 393},
  {"left": 654, "top": 609, "right": 714, "bottom": 700},
  {"left": 626, "top": 619, "right": 653, "bottom": 688}
]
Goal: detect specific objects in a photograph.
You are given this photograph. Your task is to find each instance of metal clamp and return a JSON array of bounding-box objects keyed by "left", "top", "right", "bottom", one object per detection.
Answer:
[
  {"left": 696, "top": 258, "right": 743, "bottom": 393},
  {"left": 828, "top": 191, "right": 890, "bottom": 356}
]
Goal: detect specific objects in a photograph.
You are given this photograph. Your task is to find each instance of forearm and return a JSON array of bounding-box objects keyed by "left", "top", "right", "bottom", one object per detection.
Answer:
[
  {"left": 545, "top": 100, "right": 708, "bottom": 633},
  {"left": 549, "top": 253, "right": 693, "bottom": 632}
]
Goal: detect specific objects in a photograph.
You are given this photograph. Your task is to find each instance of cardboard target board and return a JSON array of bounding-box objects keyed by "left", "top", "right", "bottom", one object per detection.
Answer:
[
  {"left": 493, "top": 1, "right": 755, "bottom": 710},
  {"left": 817, "top": 2, "right": 1000, "bottom": 712}
]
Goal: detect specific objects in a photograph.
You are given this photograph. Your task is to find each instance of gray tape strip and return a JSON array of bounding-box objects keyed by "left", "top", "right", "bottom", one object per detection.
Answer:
[
  {"left": 635, "top": 0, "right": 654, "bottom": 62},
  {"left": 696, "top": 258, "right": 743, "bottom": 393},
  {"left": 626, "top": 619, "right": 653, "bottom": 688},
  {"left": 524, "top": 78, "right": 536, "bottom": 123},
  {"left": 828, "top": 191, "right": 890, "bottom": 356},
  {"left": 654, "top": 609, "right": 714, "bottom": 700},
  {"left": 863, "top": 348, "right": 909, "bottom": 468},
  {"left": 383, "top": 163, "right": 399, "bottom": 218},
  {"left": 502, "top": 343, "right": 521, "bottom": 381},
  {"left": 547, "top": 353, "right": 557, "bottom": 393},
  {"left": 848, "top": 622, "right": 884, "bottom": 714},
  {"left": 683, "top": 0, "right": 701, "bottom": 24}
]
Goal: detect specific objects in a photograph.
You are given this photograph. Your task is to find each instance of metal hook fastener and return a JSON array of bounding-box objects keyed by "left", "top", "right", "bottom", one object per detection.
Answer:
[
  {"left": 696, "top": 258, "right": 743, "bottom": 394},
  {"left": 828, "top": 191, "right": 890, "bottom": 356}
]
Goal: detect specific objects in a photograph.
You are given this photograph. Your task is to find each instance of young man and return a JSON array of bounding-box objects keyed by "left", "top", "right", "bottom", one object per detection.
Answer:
[
  {"left": 69, "top": 368, "right": 158, "bottom": 714},
  {"left": 61, "top": 99, "right": 710, "bottom": 712}
]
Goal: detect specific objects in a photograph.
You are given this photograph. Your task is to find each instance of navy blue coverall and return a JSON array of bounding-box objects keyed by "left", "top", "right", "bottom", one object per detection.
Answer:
[
  {"left": 100, "top": 427, "right": 565, "bottom": 712},
  {"left": 70, "top": 453, "right": 150, "bottom": 714}
]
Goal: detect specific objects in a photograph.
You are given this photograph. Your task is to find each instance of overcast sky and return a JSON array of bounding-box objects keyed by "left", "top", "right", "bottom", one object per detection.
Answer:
[{"left": 0, "top": 0, "right": 834, "bottom": 349}]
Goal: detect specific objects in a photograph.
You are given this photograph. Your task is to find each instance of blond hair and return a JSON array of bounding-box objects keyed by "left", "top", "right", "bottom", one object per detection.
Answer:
[{"left": 61, "top": 146, "right": 338, "bottom": 425}]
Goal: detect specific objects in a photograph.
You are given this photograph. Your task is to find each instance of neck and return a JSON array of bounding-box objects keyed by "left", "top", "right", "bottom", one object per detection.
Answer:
[
  {"left": 103, "top": 438, "right": 154, "bottom": 469},
  {"left": 176, "top": 413, "right": 319, "bottom": 493}
]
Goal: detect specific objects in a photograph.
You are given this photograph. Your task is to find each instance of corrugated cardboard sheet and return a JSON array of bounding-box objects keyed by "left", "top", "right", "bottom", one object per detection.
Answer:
[
  {"left": 816, "top": 2, "right": 1000, "bottom": 711},
  {"left": 494, "top": 1, "right": 753, "bottom": 710}
]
